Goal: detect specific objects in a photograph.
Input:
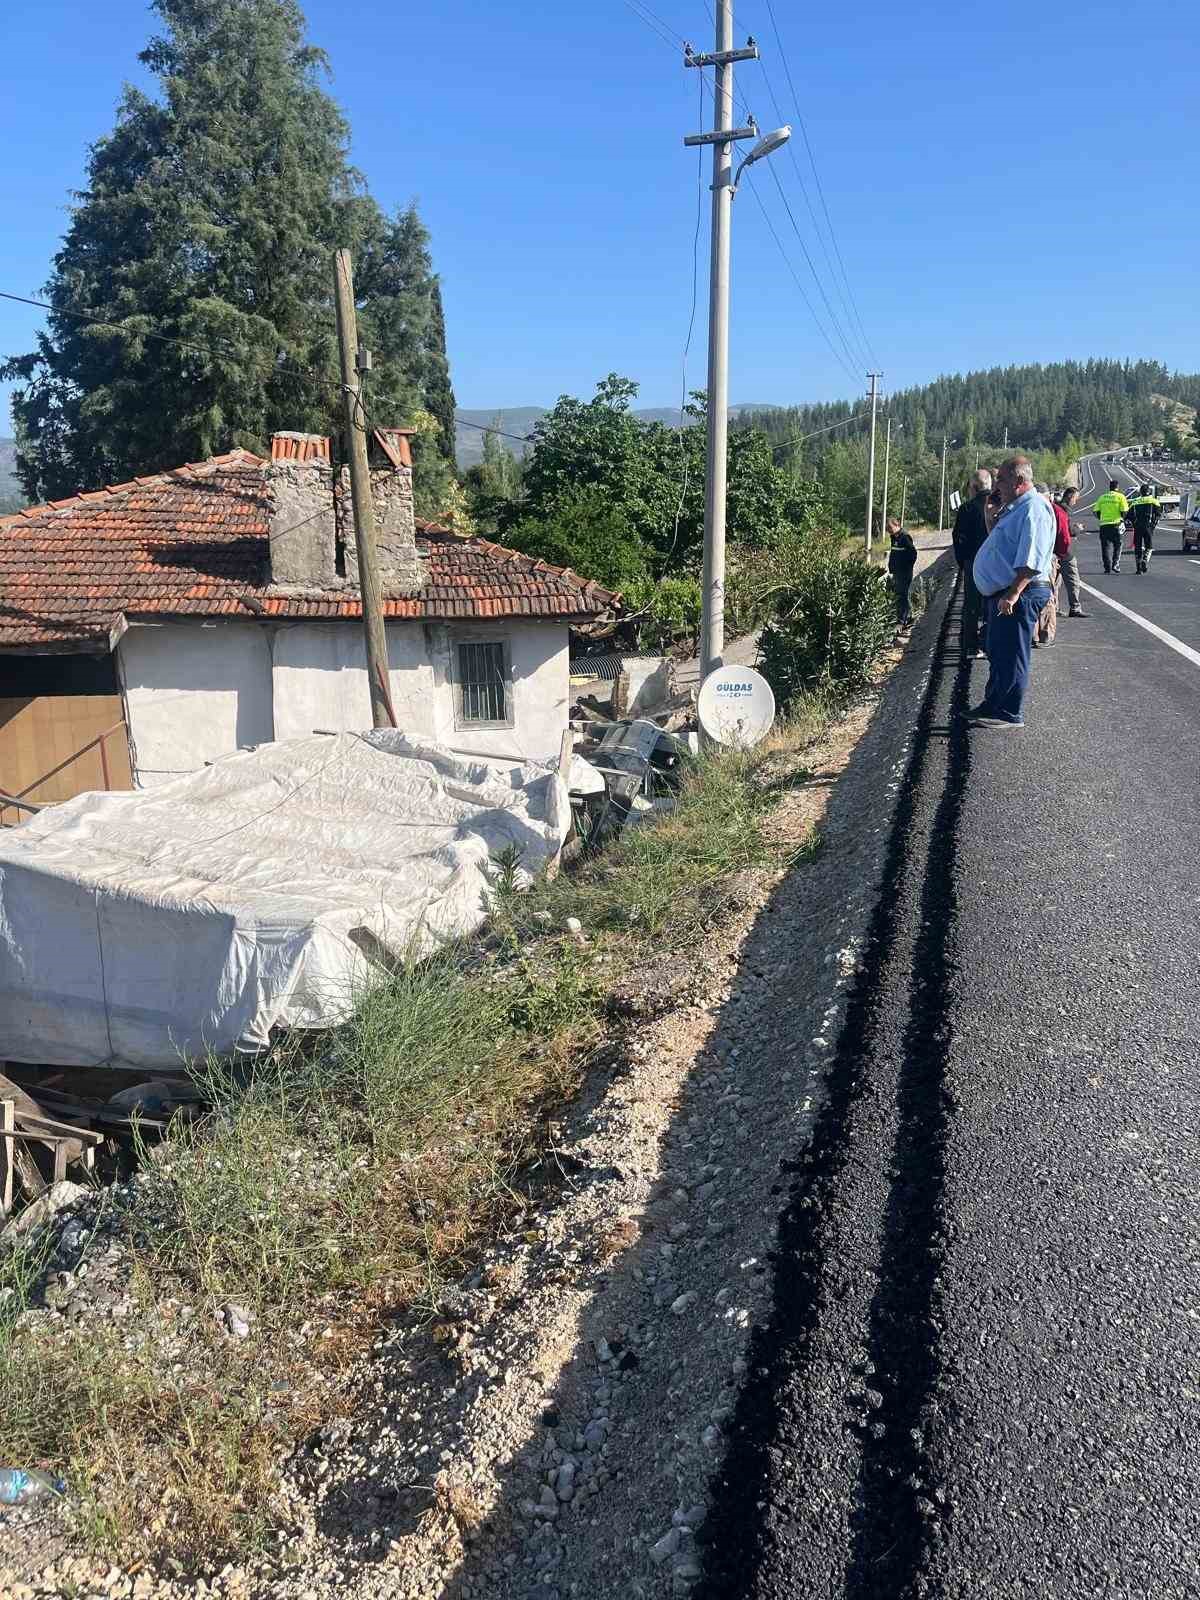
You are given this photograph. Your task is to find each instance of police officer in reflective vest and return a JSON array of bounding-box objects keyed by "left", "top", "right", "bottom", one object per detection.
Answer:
[
  {"left": 1124, "top": 486, "right": 1162, "bottom": 574},
  {"left": 1093, "top": 480, "right": 1130, "bottom": 573}
]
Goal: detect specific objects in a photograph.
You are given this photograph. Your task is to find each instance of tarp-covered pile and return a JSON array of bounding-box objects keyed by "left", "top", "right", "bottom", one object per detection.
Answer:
[{"left": 0, "top": 733, "right": 568, "bottom": 1069}]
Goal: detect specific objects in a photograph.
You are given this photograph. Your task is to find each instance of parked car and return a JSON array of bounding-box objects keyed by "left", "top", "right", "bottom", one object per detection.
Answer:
[{"left": 1182, "top": 509, "right": 1200, "bottom": 553}]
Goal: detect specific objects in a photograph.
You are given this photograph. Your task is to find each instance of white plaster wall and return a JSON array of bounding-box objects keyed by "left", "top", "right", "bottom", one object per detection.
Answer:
[
  {"left": 119, "top": 622, "right": 274, "bottom": 787},
  {"left": 431, "top": 621, "right": 570, "bottom": 767},
  {"left": 119, "top": 617, "right": 570, "bottom": 785},
  {"left": 271, "top": 623, "right": 442, "bottom": 742}
]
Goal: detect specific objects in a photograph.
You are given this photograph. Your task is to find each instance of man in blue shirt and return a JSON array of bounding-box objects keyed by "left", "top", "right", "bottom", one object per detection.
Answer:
[{"left": 968, "top": 456, "right": 1055, "bottom": 727}]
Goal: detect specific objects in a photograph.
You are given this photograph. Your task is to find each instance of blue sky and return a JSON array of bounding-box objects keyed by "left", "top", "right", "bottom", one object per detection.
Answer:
[{"left": 3, "top": 0, "right": 1199, "bottom": 434}]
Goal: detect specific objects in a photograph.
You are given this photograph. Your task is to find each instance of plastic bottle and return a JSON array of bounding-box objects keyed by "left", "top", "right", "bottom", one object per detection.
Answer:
[{"left": 0, "top": 1468, "right": 63, "bottom": 1506}]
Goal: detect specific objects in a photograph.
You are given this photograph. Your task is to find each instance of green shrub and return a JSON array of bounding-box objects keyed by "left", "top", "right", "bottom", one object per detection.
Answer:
[{"left": 757, "top": 533, "right": 895, "bottom": 709}]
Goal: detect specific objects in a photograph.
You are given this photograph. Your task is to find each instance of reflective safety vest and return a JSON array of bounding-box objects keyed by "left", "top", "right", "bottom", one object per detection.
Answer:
[
  {"left": 1094, "top": 490, "right": 1129, "bottom": 526},
  {"left": 1126, "top": 496, "right": 1161, "bottom": 535}
]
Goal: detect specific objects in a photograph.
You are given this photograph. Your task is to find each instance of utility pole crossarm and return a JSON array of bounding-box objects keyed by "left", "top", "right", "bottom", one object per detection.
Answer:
[
  {"left": 684, "top": 125, "right": 758, "bottom": 146},
  {"left": 685, "top": 42, "right": 760, "bottom": 67}
]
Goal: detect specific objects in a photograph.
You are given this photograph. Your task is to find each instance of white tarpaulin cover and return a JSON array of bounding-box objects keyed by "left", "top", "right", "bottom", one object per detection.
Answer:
[{"left": 0, "top": 732, "right": 568, "bottom": 1070}]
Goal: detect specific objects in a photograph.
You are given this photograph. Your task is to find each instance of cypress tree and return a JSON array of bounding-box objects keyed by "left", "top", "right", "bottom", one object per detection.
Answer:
[{"left": 424, "top": 282, "right": 458, "bottom": 466}]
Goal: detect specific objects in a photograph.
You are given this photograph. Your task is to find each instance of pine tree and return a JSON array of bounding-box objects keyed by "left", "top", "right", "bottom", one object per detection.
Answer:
[
  {"left": 355, "top": 206, "right": 459, "bottom": 515},
  {"left": 4, "top": 0, "right": 358, "bottom": 500},
  {"left": 3, "top": 0, "right": 458, "bottom": 506}
]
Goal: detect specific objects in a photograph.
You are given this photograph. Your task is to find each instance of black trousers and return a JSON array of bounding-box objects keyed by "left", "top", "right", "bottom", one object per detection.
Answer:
[
  {"left": 960, "top": 564, "right": 984, "bottom": 652},
  {"left": 1099, "top": 526, "right": 1123, "bottom": 571},
  {"left": 1134, "top": 527, "right": 1155, "bottom": 567},
  {"left": 892, "top": 571, "right": 914, "bottom": 623}
]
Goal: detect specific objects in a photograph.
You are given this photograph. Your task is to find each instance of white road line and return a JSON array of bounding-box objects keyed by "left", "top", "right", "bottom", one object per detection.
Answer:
[{"left": 1078, "top": 581, "right": 1200, "bottom": 669}]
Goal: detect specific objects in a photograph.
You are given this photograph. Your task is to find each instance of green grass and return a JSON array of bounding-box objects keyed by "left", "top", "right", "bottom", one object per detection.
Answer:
[{"left": 0, "top": 704, "right": 835, "bottom": 1566}]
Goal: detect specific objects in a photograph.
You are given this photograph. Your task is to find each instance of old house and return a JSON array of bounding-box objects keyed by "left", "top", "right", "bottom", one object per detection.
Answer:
[{"left": 0, "top": 432, "right": 617, "bottom": 819}]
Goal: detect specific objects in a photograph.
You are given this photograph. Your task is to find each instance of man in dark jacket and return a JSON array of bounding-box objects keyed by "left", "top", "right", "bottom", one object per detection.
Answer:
[
  {"left": 1125, "top": 485, "right": 1162, "bottom": 573},
  {"left": 887, "top": 518, "right": 918, "bottom": 627},
  {"left": 952, "top": 469, "right": 992, "bottom": 657}
]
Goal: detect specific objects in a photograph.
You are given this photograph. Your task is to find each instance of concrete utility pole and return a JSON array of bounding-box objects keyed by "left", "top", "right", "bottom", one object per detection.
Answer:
[
  {"left": 333, "top": 247, "right": 393, "bottom": 729},
  {"left": 1003, "top": 424, "right": 1009, "bottom": 451},
  {"left": 864, "top": 372, "right": 882, "bottom": 553},
  {"left": 938, "top": 434, "right": 951, "bottom": 532},
  {"left": 881, "top": 417, "right": 900, "bottom": 536},
  {"left": 900, "top": 474, "right": 908, "bottom": 527},
  {"left": 685, "top": 5, "right": 767, "bottom": 682}
]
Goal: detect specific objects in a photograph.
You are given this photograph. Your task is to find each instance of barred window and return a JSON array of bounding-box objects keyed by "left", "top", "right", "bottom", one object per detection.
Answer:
[{"left": 455, "top": 639, "right": 513, "bottom": 728}]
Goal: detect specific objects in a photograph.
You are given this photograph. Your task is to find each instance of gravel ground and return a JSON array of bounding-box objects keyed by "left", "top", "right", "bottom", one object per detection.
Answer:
[{"left": 1, "top": 569, "right": 953, "bottom": 1600}]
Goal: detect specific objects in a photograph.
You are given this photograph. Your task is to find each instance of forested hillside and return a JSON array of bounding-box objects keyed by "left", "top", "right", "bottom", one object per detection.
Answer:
[
  {"left": 740, "top": 360, "right": 1200, "bottom": 464},
  {"left": 737, "top": 359, "right": 1200, "bottom": 528}
]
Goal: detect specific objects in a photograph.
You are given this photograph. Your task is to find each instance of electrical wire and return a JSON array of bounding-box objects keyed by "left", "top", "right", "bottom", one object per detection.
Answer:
[
  {"left": 615, "top": 0, "right": 688, "bottom": 51},
  {"left": 611, "top": 2, "right": 868, "bottom": 396},
  {"left": 769, "top": 407, "right": 871, "bottom": 457},
  {"left": 0, "top": 288, "right": 335, "bottom": 391},
  {"left": 755, "top": 56, "right": 872, "bottom": 373},
  {"left": 742, "top": 173, "right": 861, "bottom": 389},
  {"left": 760, "top": 0, "right": 880, "bottom": 371},
  {"left": 697, "top": 0, "right": 869, "bottom": 378},
  {"left": 762, "top": 156, "right": 863, "bottom": 379},
  {"left": 663, "top": 68, "right": 708, "bottom": 564},
  {"left": 1, "top": 286, "right": 537, "bottom": 447}
]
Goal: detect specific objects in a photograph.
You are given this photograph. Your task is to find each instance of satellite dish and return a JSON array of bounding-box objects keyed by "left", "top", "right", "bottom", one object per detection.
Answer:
[{"left": 696, "top": 666, "right": 776, "bottom": 749}]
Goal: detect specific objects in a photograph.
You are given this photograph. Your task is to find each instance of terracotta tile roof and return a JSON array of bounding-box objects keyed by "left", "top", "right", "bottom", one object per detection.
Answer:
[{"left": 0, "top": 450, "right": 619, "bottom": 651}]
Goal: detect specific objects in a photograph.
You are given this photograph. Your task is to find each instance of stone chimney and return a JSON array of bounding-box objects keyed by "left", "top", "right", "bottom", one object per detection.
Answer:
[
  {"left": 342, "top": 427, "right": 423, "bottom": 596},
  {"left": 266, "top": 428, "right": 423, "bottom": 594},
  {"left": 266, "top": 434, "right": 336, "bottom": 587}
]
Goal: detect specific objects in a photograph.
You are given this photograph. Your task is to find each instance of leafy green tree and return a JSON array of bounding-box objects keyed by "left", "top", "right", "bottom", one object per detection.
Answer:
[
  {"left": 504, "top": 487, "right": 650, "bottom": 589},
  {"left": 506, "top": 375, "right": 830, "bottom": 580},
  {"left": 464, "top": 419, "right": 523, "bottom": 522}
]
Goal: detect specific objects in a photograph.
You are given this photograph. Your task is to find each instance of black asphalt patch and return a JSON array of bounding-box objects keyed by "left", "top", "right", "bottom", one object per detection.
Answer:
[{"left": 697, "top": 531, "right": 1200, "bottom": 1597}]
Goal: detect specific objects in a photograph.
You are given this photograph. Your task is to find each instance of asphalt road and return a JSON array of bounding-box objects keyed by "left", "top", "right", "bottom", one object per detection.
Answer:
[{"left": 698, "top": 517, "right": 1200, "bottom": 1598}]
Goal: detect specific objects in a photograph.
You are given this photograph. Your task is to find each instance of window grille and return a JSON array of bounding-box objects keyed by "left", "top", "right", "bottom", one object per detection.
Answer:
[{"left": 456, "top": 639, "right": 512, "bottom": 727}]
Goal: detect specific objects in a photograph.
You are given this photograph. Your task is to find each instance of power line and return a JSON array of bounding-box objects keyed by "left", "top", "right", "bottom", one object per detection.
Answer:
[
  {"left": 760, "top": 0, "right": 880, "bottom": 370},
  {"left": 755, "top": 55, "right": 873, "bottom": 373},
  {"left": 1, "top": 287, "right": 537, "bottom": 447},
  {"left": 665, "top": 68, "right": 708, "bottom": 564},
  {"left": 615, "top": 0, "right": 688, "bottom": 50},
  {"left": 0, "top": 288, "right": 334, "bottom": 391},
  {"left": 451, "top": 416, "right": 534, "bottom": 445},
  {"left": 768, "top": 408, "right": 871, "bottom": 457},
  {"left": 761, "top": 156, "right": 864, "bottom": 379},
  {"left": 742, "top": 174, "right": 861, "bottom": 388},
  {"left": 611, "top": 4, "right": 868, "bottom": 394}
]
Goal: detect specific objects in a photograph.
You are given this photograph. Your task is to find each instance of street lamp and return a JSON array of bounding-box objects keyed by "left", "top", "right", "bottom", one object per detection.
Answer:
[{"left": 731, "top": 125, "right": 792, "bottom": 193}]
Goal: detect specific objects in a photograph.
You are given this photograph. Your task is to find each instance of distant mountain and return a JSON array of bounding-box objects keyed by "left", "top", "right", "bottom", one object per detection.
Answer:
[
  {"left": 0, "top": 437, "right": 24, "bottom": 513},
  {"left": 454, "top": 403, "right": 781, "bottom": 468}
]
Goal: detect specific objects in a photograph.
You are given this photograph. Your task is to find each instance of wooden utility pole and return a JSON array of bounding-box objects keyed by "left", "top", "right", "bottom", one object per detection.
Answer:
[{"left": 333, "top": 248, "right": 393, "bottom": 729}]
